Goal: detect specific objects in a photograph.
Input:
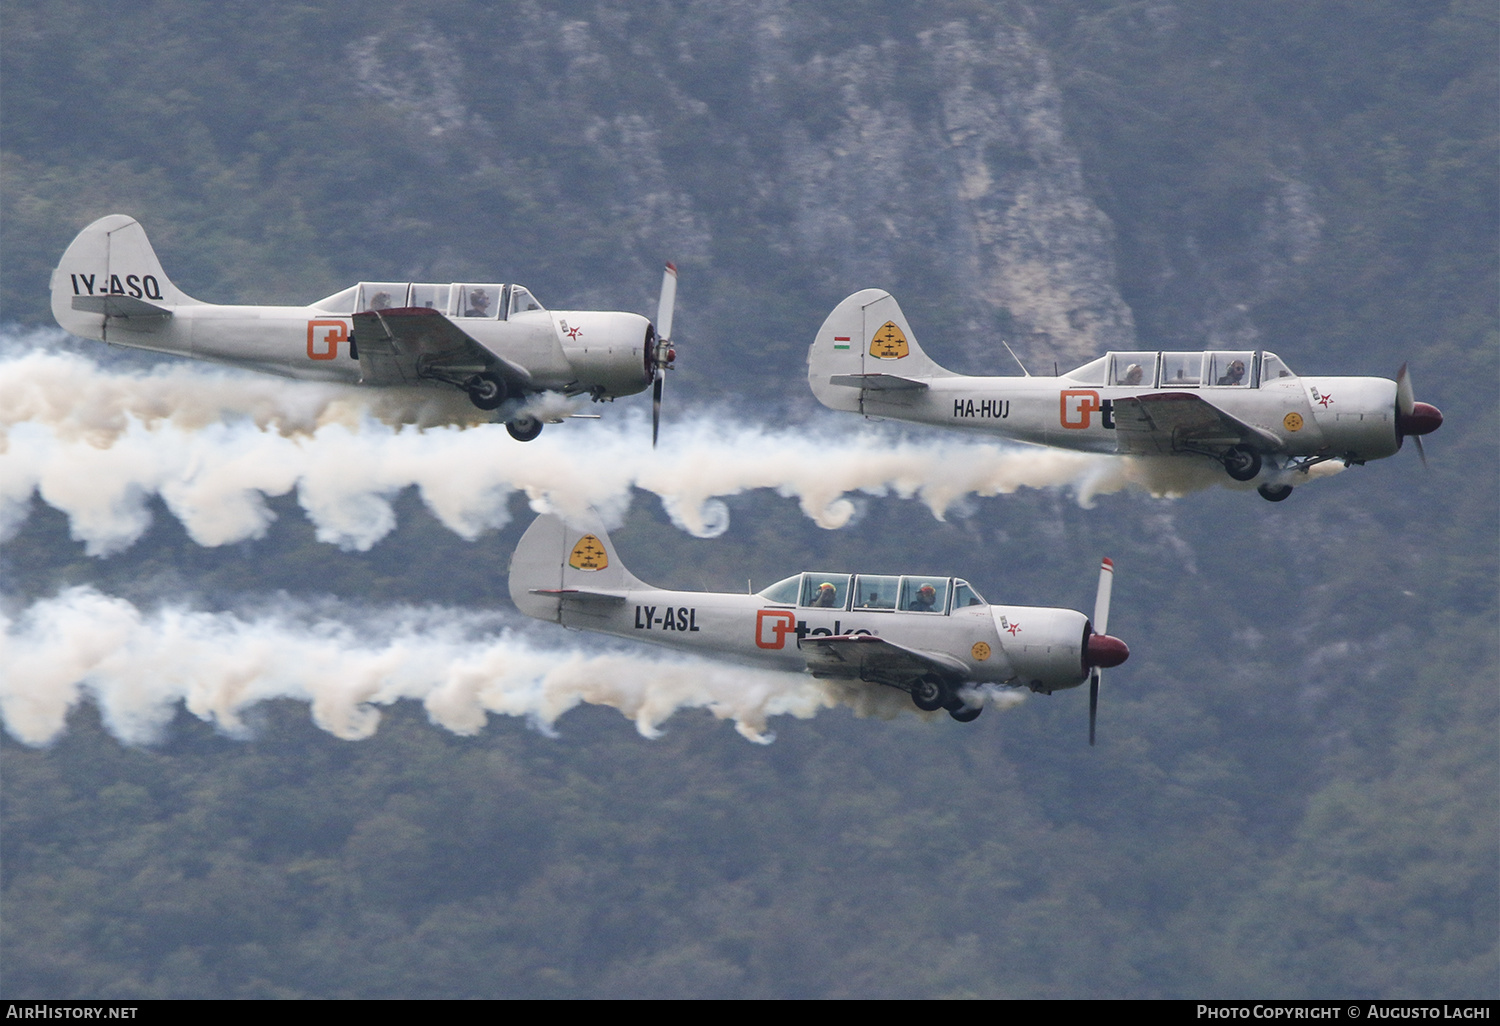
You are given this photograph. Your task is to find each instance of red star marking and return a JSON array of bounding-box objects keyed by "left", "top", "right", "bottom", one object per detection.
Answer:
[
  {"left": 564, "top": 325, "right": 582, "bottom": 340},
  {"left": 1317, "top": 393, "right": 1333, "bottom": 408},
  {"left": 1005, "top": 622, "right": 1021, "bottom": 635}
]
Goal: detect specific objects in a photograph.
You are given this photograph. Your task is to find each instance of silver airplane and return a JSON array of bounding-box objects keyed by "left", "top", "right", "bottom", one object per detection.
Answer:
[
  {"left": 51, "top": 214, "right": 680, "bottom": 442},
  {"left": 808, "top": 289, "right": 1443, "bottom": 500},
  {"left": 509, "top": 514, "right": 1129, "bottom": 740}
]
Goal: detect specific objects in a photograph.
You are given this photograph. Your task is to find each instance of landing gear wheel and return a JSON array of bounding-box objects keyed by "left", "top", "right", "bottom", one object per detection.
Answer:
[
  {"left": 506, "top": 415, "right": 543, "bottom": 442},
  {"left": 1257, "top": 483, "right": 1293, "bottom": 502},
  {"left": 466, "top": 373, "right": 506, "bottom": 411},
  {"left": 910, "top": 676, "right": 950, "bottom": 713},
  {"left": 1223, "top": 446, "right": 1262, "bottom": 482},
  {"left": 949, "top": 703, "right": 982, "bottom": 723}
]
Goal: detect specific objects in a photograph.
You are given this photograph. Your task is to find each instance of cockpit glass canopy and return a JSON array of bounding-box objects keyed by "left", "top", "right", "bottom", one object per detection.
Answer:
[
  {"left": 758, "top": 575, "right": 801, "bottom": 604},
  {"left": 853, "top": 574, "right": 899, "bottom": 610},
  {"left": 801, "top": 574, "right": 852, "bottom": 609},
  {"left": 899, "top": 577, "right": 949, "bottom": 613},
  {"left": 1261, "top": 351, "right": 1295, "bottom": 379},
  {"left": 410, "top": 284, "right": 451, "bottom": 312},
  {"left": 509, "top": 285, "right": 544, "bottom": 317},
  {"left": 358, "top": 283, "right": 409, "bottom": 312},
  {"left": 1064, "top": 356, "right": 1106, "bottom": 385},
  {"left": 1108, "top": 352, "right": 1158, "bottom": 387},
  {"left": 1206, "top": 351, "right": 1255, "bottom": 387},
  {"left": 952, "top": 580, "right": 987, "bottom": 608},
  {"left": 1160, "top": 352, "right": 1204, "bottom": 387},
  {"left": 762, "top": 573, "right": 973, "bottom": 615},
  {"left": 457, "top": 284, "right": 503, "bottom": 318}
]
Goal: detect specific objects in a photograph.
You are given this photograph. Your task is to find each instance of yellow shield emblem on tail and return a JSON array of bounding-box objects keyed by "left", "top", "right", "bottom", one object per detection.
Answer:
[
  {"left": 568, "top": 534, "right": 609, "bottom": 571},
  {"left": 869, "top": 321, "right": 910, "bottom": 360}
]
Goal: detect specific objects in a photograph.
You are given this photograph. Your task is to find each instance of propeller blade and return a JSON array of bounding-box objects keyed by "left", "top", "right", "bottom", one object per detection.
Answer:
[
  {"left": 656, "top": 262, "right": 677, "bottom": 343},
  {"left": 652, "top": 372, "right": 664, "bottom": 448},
  {"left": 1394, "top": 363, "right": 1442, "bottom": 461},
  {"left": 1089, "top": 558, "right": 1116, "bottom": 747},
  {"left": 1093, "top": 557, "right": 1115, "bottom": 636},
  {"left": 1089, "top": 671, "right": 1099, "bottom": 747}
]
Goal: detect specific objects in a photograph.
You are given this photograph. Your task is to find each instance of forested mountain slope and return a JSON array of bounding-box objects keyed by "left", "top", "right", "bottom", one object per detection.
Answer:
[{"left": 2, "top": 0, "right": 1494, "bottom": 998}]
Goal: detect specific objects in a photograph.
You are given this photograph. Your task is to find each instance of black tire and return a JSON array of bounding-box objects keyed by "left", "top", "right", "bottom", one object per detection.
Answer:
[
  {"left": 506, "top": 415, "right": 543, "bottom": 442},
  {"left": 466, "top": 373, "right": 506, "bottom": 411},
  {"left": 910, "top": 676, "right": 950, "bottom": 712},
  {"left": 1223, "top": 446, "right": 1262, "bottom": 482},
  {"left": 949, "top": 704, "right": 982, "bottom": 723},
  {"left": 1257, "top": 483, "right": 1293, "bottom": 502}
]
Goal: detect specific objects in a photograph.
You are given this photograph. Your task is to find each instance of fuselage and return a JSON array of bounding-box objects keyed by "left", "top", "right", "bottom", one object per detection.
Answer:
[
  {"left": 849, "top": 356, "right": 1402, "bottom": 464},
  {"left": 548, "top": 579, "right": 1096, "bottom": 694},
  {"left": 55, "top": 275, "right": 654, "bottom": 399}
]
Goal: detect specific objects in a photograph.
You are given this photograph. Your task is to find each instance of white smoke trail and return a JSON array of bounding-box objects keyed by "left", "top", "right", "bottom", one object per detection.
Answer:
[
  {"left": 0, "top": 588, "right": 1024, "bottom": 747},
  {"left": 2, "top": 336, "right": 1331, "bottom": 554}
]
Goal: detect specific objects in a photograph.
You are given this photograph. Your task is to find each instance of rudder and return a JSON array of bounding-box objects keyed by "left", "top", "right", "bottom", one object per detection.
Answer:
[
  {"left": 806, "top": 289, "right": 949, "bottom": 412},
  {"left": 508, "top": 513, "right": 652, "bottom": 622},
  {"left": 50, "top": 215, "right": 195, "bottom": 341}
]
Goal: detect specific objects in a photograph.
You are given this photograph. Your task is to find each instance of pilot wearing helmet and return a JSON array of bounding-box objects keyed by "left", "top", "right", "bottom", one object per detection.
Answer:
[
  {"left": 814, "top": 582, "right": 839, "bottom": 607},
  {"left": 466, "top": 288, "right": 491, "bottom": 317},
  {"left": 908, "top": 584, "right": 938, "bottom": 612},
  {"left": 1218, "top": 359, "right": 1247, "bottom": 385}
]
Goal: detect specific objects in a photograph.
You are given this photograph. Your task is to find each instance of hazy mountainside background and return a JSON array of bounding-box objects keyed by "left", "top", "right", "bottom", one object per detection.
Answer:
[{"left": 2, "top": 0, "right": 1495, "bottom": 999}]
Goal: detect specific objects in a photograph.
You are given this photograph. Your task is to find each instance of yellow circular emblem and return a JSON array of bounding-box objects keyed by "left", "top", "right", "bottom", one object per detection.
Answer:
[
  {"left": 1283, "top": 412, "right": 1304, "bottom": 432},
  {"left": 971, "top": 642, "right": 991, "bottom": 661}
]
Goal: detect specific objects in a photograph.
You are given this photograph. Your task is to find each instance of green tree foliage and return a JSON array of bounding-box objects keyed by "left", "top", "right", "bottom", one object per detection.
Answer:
[{"left": 2, "top": 0, "right": 1495, "bottom": 999}]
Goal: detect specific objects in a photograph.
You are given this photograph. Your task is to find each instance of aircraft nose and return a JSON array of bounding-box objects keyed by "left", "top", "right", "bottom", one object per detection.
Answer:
[
  {"left": 1085, "top": 633, "right": 1129, "bottom": 669},
  {"left": 1398, "top": 401, "right": 1443, "bottom": 438}
]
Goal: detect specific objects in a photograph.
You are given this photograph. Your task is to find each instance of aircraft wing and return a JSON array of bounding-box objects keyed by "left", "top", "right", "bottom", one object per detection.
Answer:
[
  {"left": 1111, "top": 392, "right": 1283, "bottom": 455},
  {"left": 351, "top": 307, "right": 531, "bottom": 389},
  {"left": 802, "top": 633, "right": 969, "bottom": 685}
]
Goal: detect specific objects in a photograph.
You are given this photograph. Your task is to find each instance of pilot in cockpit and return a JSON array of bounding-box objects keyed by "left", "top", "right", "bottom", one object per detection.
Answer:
[
  {"left": 466, "top": 288, "right": 491, "bottom": 317},
  {"left": 1122, "top": 363, "right": 1143, "bottom": 386},
  {"left": 1217, "top": 359, "right": 1246, "bottom": 385},
  {"left": 814, "top": 582, "right": 839, "bottom": 607},
  {"left": 908, "top": 584, "right": 938, "bottom": 612},
  {"left": 369, "top": 290, "right": 392, "bottom": 311}
]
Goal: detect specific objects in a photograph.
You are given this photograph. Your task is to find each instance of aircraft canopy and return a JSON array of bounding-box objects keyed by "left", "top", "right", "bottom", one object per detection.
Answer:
[
  {"left": 1063, "top": 350, "right": 1296, "bottom": 389},
  {"left": 758, "top": 573, "right": 987, "bottom": 615},
  {"left": 312, "top": 282, "right": 547, "bottom": 319}
]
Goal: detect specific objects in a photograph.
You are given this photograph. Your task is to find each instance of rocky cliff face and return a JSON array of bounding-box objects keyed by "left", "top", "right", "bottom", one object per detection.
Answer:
[{"left": 346, "top": 4, "right": 1137, "bottom": 373}]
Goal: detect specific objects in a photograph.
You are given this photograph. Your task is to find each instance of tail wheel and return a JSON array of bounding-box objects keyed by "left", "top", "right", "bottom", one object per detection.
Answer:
[
  {"left": 1223, "top": 446, "right": 1262, "bottom": 482},
  {"left": 507, "top": 415, "right": 543, "bottom": 442},
  {"left": 910, "top": 675, "right": 951, "bottom": 712},
  {"left": 466, "top": 372, "right": 506, "bottom": 411}
]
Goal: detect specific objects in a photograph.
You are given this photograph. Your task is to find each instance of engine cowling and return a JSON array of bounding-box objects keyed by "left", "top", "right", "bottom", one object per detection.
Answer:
[{"left": 557, "top": 311, "right": 654, "bottom": 398}]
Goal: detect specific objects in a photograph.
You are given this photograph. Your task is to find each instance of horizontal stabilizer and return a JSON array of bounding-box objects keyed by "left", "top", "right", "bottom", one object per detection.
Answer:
[
  {"left": 529, "top": 588, "right": 629, "bottom": 604},
  {"left": 71, "top": 295, "right": 172, "bottom": 320},
  {"left": 828, "top": 372, "right": 929, "bottom": 392}
]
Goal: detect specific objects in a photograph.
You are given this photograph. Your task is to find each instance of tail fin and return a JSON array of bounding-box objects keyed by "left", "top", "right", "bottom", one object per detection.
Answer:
[
  {"left": 508, "top": 513, "right": 653, "bottom": 622},
  {"left": 807, "top": 288, "right": 951, "bottom": 412},
  {"left": 50, "top": 215, "right": 196, "bottom": 341}
]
